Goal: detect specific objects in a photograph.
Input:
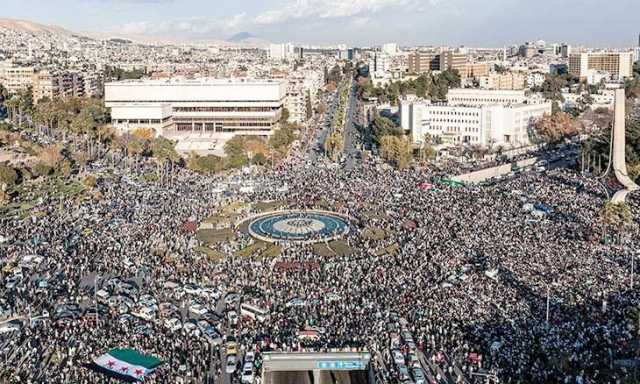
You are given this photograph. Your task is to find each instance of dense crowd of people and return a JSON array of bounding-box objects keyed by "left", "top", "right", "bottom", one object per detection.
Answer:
[{"left": 1, "top": 107, "right": 640, "bottom": 384}]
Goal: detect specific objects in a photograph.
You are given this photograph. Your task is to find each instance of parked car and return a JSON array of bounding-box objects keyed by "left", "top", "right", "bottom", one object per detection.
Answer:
[
  {"left": 226, "top": 354, "right": 237, "bottom": 374},
  {"left": 241, "top": 362, "right": 254, "bottom": 383}
]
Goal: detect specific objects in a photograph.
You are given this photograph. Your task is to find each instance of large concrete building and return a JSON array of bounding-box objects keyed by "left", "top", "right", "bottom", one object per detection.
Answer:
[
  {"left": 407, "top": 51, "right": 440, "bottom": 74},
  {"left": 104, "top": 78, "right": 287, "bottom": 153},
  {"left": 569, "top": 52, "right": 634, "bottom": 81},
  {"left": 400, "top": 99, "right": 551, "bottom": 148},
  {"left": 446, "top": 88, "right": 529, "bottom": 106},
  {"left": 479, "top": 72, "right": 526, "bottom": 90}
]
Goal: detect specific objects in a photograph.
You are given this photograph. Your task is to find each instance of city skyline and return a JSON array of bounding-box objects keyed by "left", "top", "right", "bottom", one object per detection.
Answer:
[{"left": 2, "top": 0, "right": 640, "bottom": 47}]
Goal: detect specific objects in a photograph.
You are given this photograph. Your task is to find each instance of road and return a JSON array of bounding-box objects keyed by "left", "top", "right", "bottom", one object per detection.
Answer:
[{"left": 342, "top": 82, "right": 361, "bottom": 170}]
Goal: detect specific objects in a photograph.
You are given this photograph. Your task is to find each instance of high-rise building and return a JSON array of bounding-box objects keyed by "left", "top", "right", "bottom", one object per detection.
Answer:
[
  {"left": 569, "top": 52, "right": 634, "bottom": 80},
  {"left": 269, "top": 43, "right": 294, "bottom": 61},
  {"left": 382, "top": 43, "right": 399, "bottom": 55},
  {"left": 438, "top": 51, "right": 468, "bottom": 72},
  {"left": 407, "top": 51, "right": 440, "bottom": 73},
  {"left": 560, "top": 44, "right": 571, "bottom": 58}
]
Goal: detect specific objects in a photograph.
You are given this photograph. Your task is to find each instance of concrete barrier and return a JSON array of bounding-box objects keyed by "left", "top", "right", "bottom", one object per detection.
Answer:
[{"left": 452, "top": 164, "right": 512, "bottom": 184}]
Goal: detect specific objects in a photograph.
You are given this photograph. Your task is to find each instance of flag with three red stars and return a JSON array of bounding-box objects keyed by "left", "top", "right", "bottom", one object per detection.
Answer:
[{"left": 91, "top": 348, "right": 162, "bottom": 382}]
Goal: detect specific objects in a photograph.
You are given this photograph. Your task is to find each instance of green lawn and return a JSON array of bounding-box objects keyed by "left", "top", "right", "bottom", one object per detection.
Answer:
[
  {"left": 376, "top": 243, "right": 400, "bottom": 256},
  {"left": 313, "top": 243, "right": 335, "bottom": 257},
  {"left": 261, "top": 244, "right": 282, "bottom": 258},
  {"left": 234, "top": 241, "right": 268, "bottom": 258},
  {"left": 362, "top": 227, "right": 388, "bottom": 241},
  {"left": 328, "top": 240, "right": 353, "bottom": 256},
  {"left": 196, "top": 228, "right": 235, "bottom": 245},
  {"left": 195, "top": 246, "right": 226, "bottom": 261}
]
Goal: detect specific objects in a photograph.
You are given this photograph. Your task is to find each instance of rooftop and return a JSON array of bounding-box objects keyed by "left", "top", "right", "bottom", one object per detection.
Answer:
[{"left": 106, "top": 77, "right": 284, "bottom": 86}]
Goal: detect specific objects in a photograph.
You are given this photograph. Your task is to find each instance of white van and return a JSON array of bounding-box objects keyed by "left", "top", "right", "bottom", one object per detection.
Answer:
[{"left": 240, "top": 303, "right": 269, "bottom": 322}]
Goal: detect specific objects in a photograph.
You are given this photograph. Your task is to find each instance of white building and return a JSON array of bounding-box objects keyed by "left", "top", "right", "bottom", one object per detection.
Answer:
[
  {"left": 104, "top": 78, "right": 287, "bottom": 154},
  {"left": 447, "top": 88, "right": 529, "bottom": 106},
  {"left": 401, "top": 100, "right": 551, "bottom": 148},
  {"left": 269, "top": 43, "right": 294, "bottom": 61},
  {"left": 382, "top": 43, "right": 399, "bottom": 56}
]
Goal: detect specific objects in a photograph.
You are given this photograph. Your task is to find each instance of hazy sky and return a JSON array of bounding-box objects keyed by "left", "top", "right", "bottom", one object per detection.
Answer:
[{"left": 3, "top": 0, "right": 640, "bottom": 47}]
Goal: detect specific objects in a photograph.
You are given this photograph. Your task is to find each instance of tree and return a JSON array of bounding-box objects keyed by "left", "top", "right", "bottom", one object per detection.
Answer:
[
  {"left": 269, "top": 125, "right": 296, "bottom": 151},
  {"left": 279, "top": 108, "right": 290, "bottom": 124},
  {"left": 38, "top": 144, "right": 64, "bottom": 170},
  {"left": 0, "top": 164, "right": 18, "bottom": 187},
  {"left": 372, "top": 115, "right": 402, "bottom": 143},
  {"left": 379, "top": 135, "right": 413, "bottom": 169},
  {"left": 600, "top": 201, "right": 633, "bottom": 241},
  {"left": 224, "top": 136, "right": 248, "bottom": 168},
  {"left": 152, "top": 136, "right": 180, "bottom": 184},
  {"left": 583, "top": 117, "right": 640, "bottom": 182},
  {"left": 534, "top": 112, "right": 579, "bottom": 144}
]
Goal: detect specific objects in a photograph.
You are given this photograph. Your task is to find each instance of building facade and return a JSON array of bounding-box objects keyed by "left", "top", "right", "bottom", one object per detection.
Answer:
[
  {"left": 400, "top": 99, "right": 551, "bottom": 147},
  {"left": 407, "top": 51, "right": 440, "bottom": 74},
  {"left": 104, "top": 78, "right": 287, "bottom": 141},
  {"left": 569, "top": 52, "right": 634, "bottom": 81},
  {"left": 479, "top": 72, "right": 526, "bottom": 90},
  {"left": 447, "top": 88, "right": 529, "bottom": 106}
]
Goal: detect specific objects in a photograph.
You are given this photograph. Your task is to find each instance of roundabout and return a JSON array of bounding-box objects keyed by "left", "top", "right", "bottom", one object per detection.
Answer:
[{"left": 246, "top": 210, "right": 350, "bottom": 243}]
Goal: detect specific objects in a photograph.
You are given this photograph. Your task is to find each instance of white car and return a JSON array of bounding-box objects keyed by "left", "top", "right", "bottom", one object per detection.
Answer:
[
  {"left": 183, "top": 284, "right": 202, "bottom": 295},
  {"left": 241, "top": 362, "right": 254, "bottom": 383},
  {"left": 244, "top": 351, "right": 255, "bottom": 364},
  {"left": 0, "top": 321, "right": 21, "bottom": 334},
  {"left": 189, "top": 303, "right": 209, "bottom": 316},
  {"left": 226, "top": 355, "right": 237, "bottom": 374},
  {"left": 164, "top": 318, "right": 182, "bottom": 332},
  {"left": 392, "top": 349, "right": 405, "bottom": 366}
]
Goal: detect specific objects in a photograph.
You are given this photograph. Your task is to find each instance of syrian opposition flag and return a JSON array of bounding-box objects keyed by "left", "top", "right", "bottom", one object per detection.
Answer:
[{"left": 90, "top": 349, "right": 162, "bottom": 382}]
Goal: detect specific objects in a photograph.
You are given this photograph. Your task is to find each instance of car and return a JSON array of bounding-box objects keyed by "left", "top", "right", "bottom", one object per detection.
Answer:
[
  {"left": 392, "top": 349, "right": 405, "bottom": 366},
  {"left": 244, "top": 351, "right": 255, "bottom": 364},
  {"left": 201, "top": 311, "right": 223, "bottom": 324},
  {"left": 164, "top": 318, "right": 182, "bottom": 332},
  {"left": 134, "top": 324, "right": 154, "bottom": 337},
  {"left": 227, "top": 311, "right": 239, "bottom": 326},
  {"left": 412, "top": 367, "right": 426, "bottom": 384},
  {"left": 226, "top": 342, "right": 238, "bottom": 356},
  {"left": 398, "top": 365, "right": 410, "bottom": 382},
  {"left": 241, "top": 362, "right": 254, "bottom": 383},
  {"left": 226, "top": 355, "right": 237, "bottom": 374},
  {"left": 183, "top": 319, "right": 199, "bottom": 335},
  {"left": 159, "top": 302, "right": 179, "bottom": 317},
  {"left": 0, "top": 320, "right": 21, "bottom": 334},
  {"left": 285, "top": 298, "right": 306, "bottom": 307},
  {"left": 5, "top": 276, "right": 20, "bottom": 289},
  {"left": 189, "top": 303, "right": 209, "bottom": 316},
  {"left": 183, "top": 283, "right": 202, "bottom": 295}
]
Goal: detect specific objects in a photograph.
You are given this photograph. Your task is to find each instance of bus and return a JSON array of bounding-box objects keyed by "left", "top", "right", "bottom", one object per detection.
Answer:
[{"left": 240, "top": 303, "right": 269, "bottom": 322}]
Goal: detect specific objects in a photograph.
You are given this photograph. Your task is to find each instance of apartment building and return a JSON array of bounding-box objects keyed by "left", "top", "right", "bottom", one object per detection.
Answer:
[
  {"left": 408, "top": 51, "right": 440, "bottom": 73},
  {"left": 479, "top": 72, "right": 526, "bottom": 90},
  {"left": 0, "top": 62, "right": 35, "bottom": 93},
  {"left": 568, "top": 52, "right": 634, "bottom": 81}
]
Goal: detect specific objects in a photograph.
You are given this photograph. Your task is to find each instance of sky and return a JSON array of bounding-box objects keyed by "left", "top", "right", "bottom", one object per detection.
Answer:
[{"left": 2, "top": 0, "right": 640, "bottom": 47}]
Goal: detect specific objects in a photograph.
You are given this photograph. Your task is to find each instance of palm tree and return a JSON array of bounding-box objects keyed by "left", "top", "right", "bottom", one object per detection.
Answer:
[{"left": 5, "top": 97, "right": 19, "bottom": 124}]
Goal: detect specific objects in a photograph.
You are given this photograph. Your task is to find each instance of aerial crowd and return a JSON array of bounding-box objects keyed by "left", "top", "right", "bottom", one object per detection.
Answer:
[{"left": 1, "top": 120, "right": 640, "bottom": 384}]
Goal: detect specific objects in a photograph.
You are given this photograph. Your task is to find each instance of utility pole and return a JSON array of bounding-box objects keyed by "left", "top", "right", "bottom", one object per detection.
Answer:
[{"left": 546, "top": 285, "right": 550, "bottom": 326}]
